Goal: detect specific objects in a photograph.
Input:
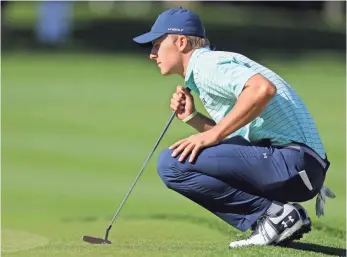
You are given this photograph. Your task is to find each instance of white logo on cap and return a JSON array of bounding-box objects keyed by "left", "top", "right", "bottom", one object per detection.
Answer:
[{"left": 168, "top": 28, "right": 184, "bottom": 32}]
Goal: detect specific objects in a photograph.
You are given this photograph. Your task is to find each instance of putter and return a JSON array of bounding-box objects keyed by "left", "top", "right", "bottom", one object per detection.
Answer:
[{"left": 82, "top": 110, "right": 177, "bottom": 244}]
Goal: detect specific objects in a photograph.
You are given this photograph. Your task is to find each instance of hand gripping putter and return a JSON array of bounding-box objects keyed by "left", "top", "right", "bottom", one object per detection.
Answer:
[{"left": 82, "top": 109, "right": 178, "bottom": 244}]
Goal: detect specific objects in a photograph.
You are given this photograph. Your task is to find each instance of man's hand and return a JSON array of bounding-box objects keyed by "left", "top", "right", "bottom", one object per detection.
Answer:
[
  {"left": 169, "top": 129, "right": 221, "bottom": 163},
  {"left": 170, "top": 85, "right": 195, "bottom": 120}
]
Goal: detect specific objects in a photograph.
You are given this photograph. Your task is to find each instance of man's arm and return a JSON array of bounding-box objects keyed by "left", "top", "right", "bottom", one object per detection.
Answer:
[
  {"left": 170, "top": 70, "right": 276, "bottom": 163},
  {"left": 186, "top": 112, "right": 216, "bottom": 132},
  {"left": 213, "top": 74, "right": 277, "bottom": 141},
  {"left": 186, "top": 74, "right": 275, "bottom": 136}
]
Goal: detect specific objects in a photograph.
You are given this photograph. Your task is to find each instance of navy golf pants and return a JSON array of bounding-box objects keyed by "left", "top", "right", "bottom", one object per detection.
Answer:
[{"left": 157, "top": 136, "right": 327, "bottom": 232}]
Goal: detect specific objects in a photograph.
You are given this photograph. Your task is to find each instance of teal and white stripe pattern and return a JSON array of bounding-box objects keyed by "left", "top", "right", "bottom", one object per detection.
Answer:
[{"left": 185, "top": 47, "right": 326, "bottom": 159}]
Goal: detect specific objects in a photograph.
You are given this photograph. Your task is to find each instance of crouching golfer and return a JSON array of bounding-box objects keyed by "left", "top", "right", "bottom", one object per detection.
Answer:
[{"left": 133, "top": 7, "right": 335, "bottom": 247}]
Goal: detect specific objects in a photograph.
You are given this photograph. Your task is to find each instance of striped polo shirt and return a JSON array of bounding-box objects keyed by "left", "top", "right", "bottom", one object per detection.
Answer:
[{"left": 184, "top": 47, "right": 326, "bottom": 159}]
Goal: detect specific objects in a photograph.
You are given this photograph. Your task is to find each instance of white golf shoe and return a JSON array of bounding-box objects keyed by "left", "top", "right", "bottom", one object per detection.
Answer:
[{"left": 229, "top": 203, "right": 305, "bottom": 248}]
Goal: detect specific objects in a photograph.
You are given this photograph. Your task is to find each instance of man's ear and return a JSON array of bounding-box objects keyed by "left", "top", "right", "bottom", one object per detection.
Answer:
[{"left": 176, "top": 35, "right": 190, "bottom": 52}]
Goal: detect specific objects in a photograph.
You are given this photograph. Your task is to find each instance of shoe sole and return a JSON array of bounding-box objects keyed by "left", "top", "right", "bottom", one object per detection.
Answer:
[
  {"left": 229, "top": 205, "right": 312, "bottom": 248},
  {"left": 228, "top": 221, "right": 311, "bottom": 248},
  {"left": 276, "top": 218, "right": 312, "bottom": 245}
]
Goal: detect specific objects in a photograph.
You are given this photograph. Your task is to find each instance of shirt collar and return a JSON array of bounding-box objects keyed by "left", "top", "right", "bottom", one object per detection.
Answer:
[{"left": 184, "top": 46, "right": 211, "bottom": 83}]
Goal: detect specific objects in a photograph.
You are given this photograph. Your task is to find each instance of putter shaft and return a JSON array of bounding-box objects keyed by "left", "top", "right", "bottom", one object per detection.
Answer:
[{"left": 104, "top": 111, "right": 176, "bottom": 241}]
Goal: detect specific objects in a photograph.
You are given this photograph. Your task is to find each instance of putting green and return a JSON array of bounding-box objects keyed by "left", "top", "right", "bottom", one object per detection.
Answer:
[
  {"left": 2, "top": 52, "right": 345, "bottom": 257},
  {"left": 1, "top": 229, "right": 49, "bottom": 253}
]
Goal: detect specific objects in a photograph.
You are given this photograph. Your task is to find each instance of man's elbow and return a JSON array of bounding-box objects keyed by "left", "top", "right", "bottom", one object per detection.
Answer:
[
  {"left": 260, "top": 81, "right": 277, "bottom": 99},
  {"left": 243, "top": 74, "right": 277, "bottom": 102}
]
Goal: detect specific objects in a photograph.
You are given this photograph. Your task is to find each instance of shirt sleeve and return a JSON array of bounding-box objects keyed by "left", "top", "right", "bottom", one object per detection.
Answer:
[{"left": 197, "top": 61, "right": 258, "bottom": 100}]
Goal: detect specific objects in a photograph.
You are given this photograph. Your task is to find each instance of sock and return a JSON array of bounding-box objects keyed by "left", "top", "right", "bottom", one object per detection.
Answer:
[{"left": 266, "top": 201, "right": 284, "bottom": 216}]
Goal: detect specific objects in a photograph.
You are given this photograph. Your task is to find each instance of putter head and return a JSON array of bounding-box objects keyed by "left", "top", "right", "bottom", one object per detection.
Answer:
[{"left": 82, "top": 235, "right": 111, "bottom": 244}]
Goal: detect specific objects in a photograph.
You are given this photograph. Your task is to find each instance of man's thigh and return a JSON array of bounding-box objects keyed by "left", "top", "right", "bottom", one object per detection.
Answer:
[{"left": 169, "top": 136, "right": 302, "bottom": 197}]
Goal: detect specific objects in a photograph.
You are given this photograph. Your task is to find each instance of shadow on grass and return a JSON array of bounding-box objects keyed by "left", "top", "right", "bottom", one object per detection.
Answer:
[
  {"left": 148, "top": 213, "right": 232, "bottom": 236},
  {"left": 61, "top": 216, "right": 99, "bottom": 223},
  {"left": 280, "top": 242, "right": 346, "bottom": 256}
]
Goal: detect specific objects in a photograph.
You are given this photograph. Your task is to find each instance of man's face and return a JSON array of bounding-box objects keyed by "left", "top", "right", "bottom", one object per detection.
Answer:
[{"left": 149, "top": 35, "right": 183, "bottom": 76}]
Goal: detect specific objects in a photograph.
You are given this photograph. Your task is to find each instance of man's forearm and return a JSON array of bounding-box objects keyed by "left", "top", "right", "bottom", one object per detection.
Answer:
[{"left": 186, "top": 112, "right": 216, "bottom": 132}]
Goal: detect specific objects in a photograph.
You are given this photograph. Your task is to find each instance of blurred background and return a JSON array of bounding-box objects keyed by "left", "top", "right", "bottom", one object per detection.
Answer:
[
  {"left": 1, "top": 1, "right": 346, "bottom": 254},
  {"left": 1, "top": 1, "right": 346, "bottom": 54}
]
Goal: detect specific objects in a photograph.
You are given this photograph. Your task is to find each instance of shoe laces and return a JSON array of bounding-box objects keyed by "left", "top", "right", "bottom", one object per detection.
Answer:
[{"left": 249, "top": 216, "right": 267, "bottom": 239}]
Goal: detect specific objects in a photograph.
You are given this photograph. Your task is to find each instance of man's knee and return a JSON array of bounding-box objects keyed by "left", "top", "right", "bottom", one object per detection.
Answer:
[{"left": 157, "top": 148, "right": 181, "bottom": 188}]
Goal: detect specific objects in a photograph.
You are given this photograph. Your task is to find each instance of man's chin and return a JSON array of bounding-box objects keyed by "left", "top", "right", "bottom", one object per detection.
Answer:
[
  {"left": 160, "top": 69, "right": 173, "bottom": 76},
  {"left": 160, "top": 70, "right": 170, "bottom": 76}
]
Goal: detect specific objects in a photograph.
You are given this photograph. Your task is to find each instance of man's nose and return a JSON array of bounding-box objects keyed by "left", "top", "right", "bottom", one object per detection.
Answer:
[
  {"left": 149, "top": 53, "right": 157, "bottom": 60},
  {"left": 149, "top": 46, "right": 158, "bottom": 60}
]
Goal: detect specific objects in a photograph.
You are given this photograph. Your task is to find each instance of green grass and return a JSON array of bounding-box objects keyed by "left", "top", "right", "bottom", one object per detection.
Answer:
[{"left": 1, "top": 52, "right": 346, "bottom": 256}]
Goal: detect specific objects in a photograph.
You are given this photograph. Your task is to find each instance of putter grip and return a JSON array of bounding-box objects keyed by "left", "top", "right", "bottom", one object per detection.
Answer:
[{"left": 172, "top": 87, "right": 191, "bottom": 116}]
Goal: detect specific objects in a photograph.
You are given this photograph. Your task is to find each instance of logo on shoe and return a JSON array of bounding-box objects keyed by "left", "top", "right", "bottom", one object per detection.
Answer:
[
  {"left": 268, "top": 209, "right": 300, "bottom": 233},
  {"left": 281, "top": 215, "right": 295, "bottom": 228}
]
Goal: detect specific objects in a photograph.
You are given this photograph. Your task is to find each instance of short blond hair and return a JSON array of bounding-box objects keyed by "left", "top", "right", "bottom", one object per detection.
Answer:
[{"left": 171, "top": 34, "right": 210, "bottom": 49}]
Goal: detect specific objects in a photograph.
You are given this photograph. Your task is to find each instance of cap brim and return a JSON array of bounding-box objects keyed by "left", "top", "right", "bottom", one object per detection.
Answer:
[{"left": 133, "top": 32, "right": 166, "bottom": 44}]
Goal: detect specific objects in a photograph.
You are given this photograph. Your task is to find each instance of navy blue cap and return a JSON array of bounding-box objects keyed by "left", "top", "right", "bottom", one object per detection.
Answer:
[{"left": 133, "top": 7, "right": 206, "bottom": 44}]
